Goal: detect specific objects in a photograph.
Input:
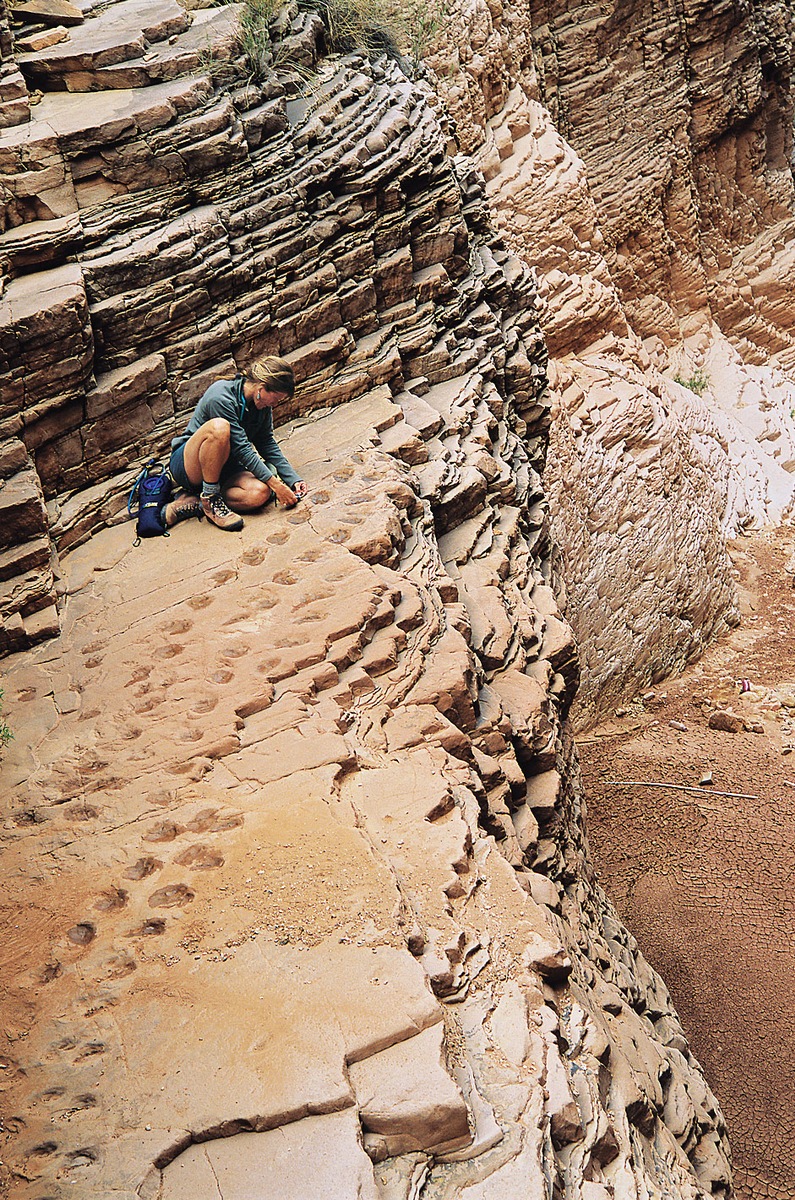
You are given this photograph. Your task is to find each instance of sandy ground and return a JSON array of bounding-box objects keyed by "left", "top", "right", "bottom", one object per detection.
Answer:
[{"left": 579, "top": 526, "right": 795, "bottom": 1200}]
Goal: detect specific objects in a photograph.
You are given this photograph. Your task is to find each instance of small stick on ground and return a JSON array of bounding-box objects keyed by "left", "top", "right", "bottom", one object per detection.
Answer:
[{"left": 605, "top": 780, "right": 758, "bottom": 801}]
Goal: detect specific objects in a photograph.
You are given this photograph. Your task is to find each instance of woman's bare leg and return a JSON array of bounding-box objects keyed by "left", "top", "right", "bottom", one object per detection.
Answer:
[
  {"left": 223, "top": 470, "right": 273, "bottom": 513},
  {"left": 181, "top": 418, "right": 233, "bottom": 488}
]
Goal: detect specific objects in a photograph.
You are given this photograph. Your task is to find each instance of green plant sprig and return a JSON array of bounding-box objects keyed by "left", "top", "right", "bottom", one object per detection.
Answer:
[
  {"left": 0, "top": 689, "right": 12, "bottom": 751},
  {"left": 673, "top": 367, "right": 710, "bottom": 395}
]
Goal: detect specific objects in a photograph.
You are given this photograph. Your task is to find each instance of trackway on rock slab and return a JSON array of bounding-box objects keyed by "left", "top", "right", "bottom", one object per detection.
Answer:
[
  {"left": 0, "top": 401, "right": 465, "bottom": 1199},
  {"left": 0, "top": 391, "right": 733, "bottom": 1200},
  {"left": 580, "top": 526, "right": 795, "bottom": 1200}
]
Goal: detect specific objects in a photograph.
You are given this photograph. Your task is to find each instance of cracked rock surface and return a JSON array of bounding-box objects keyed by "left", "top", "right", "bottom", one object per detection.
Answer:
[{"left": 1, "top": 396, "right": 731, "bottom": 1199}]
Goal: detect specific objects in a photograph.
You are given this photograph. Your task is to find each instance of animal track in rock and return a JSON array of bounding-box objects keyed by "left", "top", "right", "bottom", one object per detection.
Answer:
[
  {"left": 118, "top": 725, "right": 142, "bottom": 741},
  {"left": 123, "top": 857, "right": 163, "bottom": 880},
  {"left": 241, "top": 547, "right": 268, "bottom": 565},
  {"left": 148, "top": 883, "right": 195, "bottom": 908},
  {"left": 257, "top": 656, "right": 283, "bottom": 674},
  {"left": 144, "top": 821, "right": 183, "bottom": 843},
  {"left": 221, "top": 642, "right": 249, "bottom": 659},
  {"left": 74, "top": 1042, "right": 106, "bottom": 1062},
  {"left": 0, "top": 1058, "right": 25, "bottom": 1084},
  {"left": 84, "top": 657, "right": 104, "bottom": 669},
  {"left": 191, "top": 697, "right": 218, "bottom": 714},
  {"left": 293, "top": 585, "right": 334, "bottom": 605},
  {"left": 15, "top": 687, "right": 37, "bottom": 702},
  {"left": 272, "top": 569, "right": 298, "bottom": 585},
  {"left": 328, "top": 530, "right": 350, "bottom": 543},
  {"left": 38, "top": 1094, "right": 91, "bottom": 1119},
  {"left": 187, "top": 593, "right": 213, "bottom": 610},
  {"left": 80, "top": 640, "right": 106, "bottom": 656},
  {"left": 294, "top": 548, "right": 321, "bottom": 563},
  {"left": 186, "top": 808, "right": 243, "bottom": 833},
  {"left": 163, "top": 618, "right": 193, "bottom": 636},
  {"left": 322, "top": 566, "right": 349, "bottom": 582},
  {"left": 69, "top": 1094, "right": 98, "bottom": 1112},
  {"left": 176, "top": 728, "right": 205, "bottom": 743},
  {"left": 99, "top": 952, "right": 137, "bottom": 980},
  {"left": 64, "top": 1148, "right": 98, "bottom": 1172},
  {"left": 160, "top": 645, "right": 184, "bottom": 659},
  {"left": 173, "top": 845, "right": 224, "bottom": 870},
  {"left": 27, "top": 1141, "right": 58, "bottom": 1158},
  {"left": 134, "top": 918, "right": 166, "bottom": 936},
  {"left": 13, "top": 809, "right": 45, "bottom": 827},
  {"left": 210, "top": 669, "right": 234, "bottom": 685},
  {"left": 345, "top": 495, "right": 372, "bottom": 506},
  {"left": 267, "top": 530, "right": 289, "bottom": 545},
  {"left": 41, "top": 962, "right": 62, "bottom": 983},
  {"left": 333, "top": 467, "right": 354, "bottom": 481},
  {"left": 126, "top": 666, "right": 151, "bottom": 685},
  {"left": 287, "top": 508, "right": 310, "bottom": 524},
  {"left": 339, "top": 514, "right": 363, "bottom": 526},
  {"left": 213, "top": 569, "right": 236, "bottom": 584},
  {"left": 308, "top": 490, "right": 330, "bottom": 505},
  {"left": 94, "top": 888, "right": 128, "bottom": 912},
  {"left": 295, "top": 610, "right": 325, "bottom": 623},
  {"left": 67, "top": 923, "right": 96, "bottom": 947}
]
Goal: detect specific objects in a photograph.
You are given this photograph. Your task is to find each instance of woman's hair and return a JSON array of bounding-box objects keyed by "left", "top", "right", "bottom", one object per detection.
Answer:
[{"left": 246, "top": 356, "right": 295, "bottom": 398}]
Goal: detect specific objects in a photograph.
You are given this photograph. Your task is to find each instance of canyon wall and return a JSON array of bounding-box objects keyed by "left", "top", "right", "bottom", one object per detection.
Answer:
[
  {"left": 427, "top": 0, "right": 795, "bottom": 722},
  {"left": 0, "top": 1, "right": 740, "bottom": 1198}
]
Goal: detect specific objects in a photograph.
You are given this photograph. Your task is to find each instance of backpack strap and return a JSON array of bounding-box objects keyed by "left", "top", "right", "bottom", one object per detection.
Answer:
[
  {"left": 235, "top": 375, "right": 247, "bottom": 423},
  {"left": 127, "top": 463, "right": 150, "bottom": 515}
]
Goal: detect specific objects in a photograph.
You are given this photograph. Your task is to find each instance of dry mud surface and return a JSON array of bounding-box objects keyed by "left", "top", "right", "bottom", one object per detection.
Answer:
[{"left": 580, "top": 527, "right": 795, "bottom": 1200}]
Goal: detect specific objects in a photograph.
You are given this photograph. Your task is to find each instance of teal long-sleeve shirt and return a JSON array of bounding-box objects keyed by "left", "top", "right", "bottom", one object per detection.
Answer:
[{"left": 171, "top": 376, "right": 302, "bottom": 488}]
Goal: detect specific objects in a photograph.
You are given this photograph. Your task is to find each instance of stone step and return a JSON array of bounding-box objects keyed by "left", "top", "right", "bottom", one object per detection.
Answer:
[
  {"left": 24, "top": 5, "right": 241, "bottom": 93},
  {"left": 28, "top": 72, "right": 213, "bottom": 152},
  {"left": 11, "top": 0, "right": 85, "bottom": 29},
  {"left": 16, "top": 0, "right": 192, "bottom": 91},
  {"left": 0, "top": 61, "right": 30, "bottom": 127}
]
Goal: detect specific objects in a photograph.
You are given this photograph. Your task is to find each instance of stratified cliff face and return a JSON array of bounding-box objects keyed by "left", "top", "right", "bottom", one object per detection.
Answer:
[
  {"left": 528, "top": 0, "right": 795, "bottom": 360},
  {"left": 427, "top": 0, "right": 795, "bottom": 723},
  {"left": 0, "top": 2, "right": 732, "bottom": 1199},
  {"left": 3, "top": 2, "right": 794, "bottom": 709}
]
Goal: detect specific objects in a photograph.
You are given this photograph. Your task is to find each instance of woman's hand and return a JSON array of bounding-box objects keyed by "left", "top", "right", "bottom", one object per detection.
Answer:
[{"left": 271, "top": 478, "right": 300, "bottom": 507}]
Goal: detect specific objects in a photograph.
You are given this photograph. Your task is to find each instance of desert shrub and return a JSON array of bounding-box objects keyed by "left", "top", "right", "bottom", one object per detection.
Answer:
[
  {"left": 212, "top": 0, "right": 447, "bottom": 81},
  {"left": 673, "top": 367, "right": 710, "bottom": 395},
  {"left": 0, "top": 690, "right": 12, "bottom": 752}
]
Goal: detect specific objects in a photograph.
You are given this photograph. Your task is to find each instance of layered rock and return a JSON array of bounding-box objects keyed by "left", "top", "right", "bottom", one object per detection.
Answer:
[
  {"left": 3, "top": 0, "right": 794, "bottom": 708},
  {"left": 426, "top": 0, "right": 795, "bottom": 723},
  {"left": 0, "top": 2, "right": 731, "bottom": 1197},
  {"left": 0, "top": 0, "right": 28, "bottom": 127}
]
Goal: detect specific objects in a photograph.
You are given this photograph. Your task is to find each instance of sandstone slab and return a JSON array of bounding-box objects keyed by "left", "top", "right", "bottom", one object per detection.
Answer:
[{"left": 159, "top": 1109, "right": 379, "bottom": 1200}]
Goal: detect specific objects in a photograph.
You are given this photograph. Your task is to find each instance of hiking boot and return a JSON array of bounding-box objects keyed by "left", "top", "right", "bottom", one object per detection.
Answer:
[
  {"left": 201, "top": 493, "right": 244, "bottom": 531},
  {"left": 164, "top": 492, "right": 202, "bottom": 528}
]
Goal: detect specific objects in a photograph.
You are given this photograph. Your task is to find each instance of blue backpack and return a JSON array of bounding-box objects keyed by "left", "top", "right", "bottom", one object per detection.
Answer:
[{"left": 128, "top": 460, "right": 172, "bottom": 543}]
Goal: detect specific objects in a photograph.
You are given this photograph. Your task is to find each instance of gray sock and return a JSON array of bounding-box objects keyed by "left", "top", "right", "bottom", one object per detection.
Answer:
[{"left": 201, "top": 482, "right": 221, "bottom": 498}]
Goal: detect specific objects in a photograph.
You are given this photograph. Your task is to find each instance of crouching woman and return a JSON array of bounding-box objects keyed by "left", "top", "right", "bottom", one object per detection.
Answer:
[{"left": 166, "top": 356, "right": 307, "bottom": 531}]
